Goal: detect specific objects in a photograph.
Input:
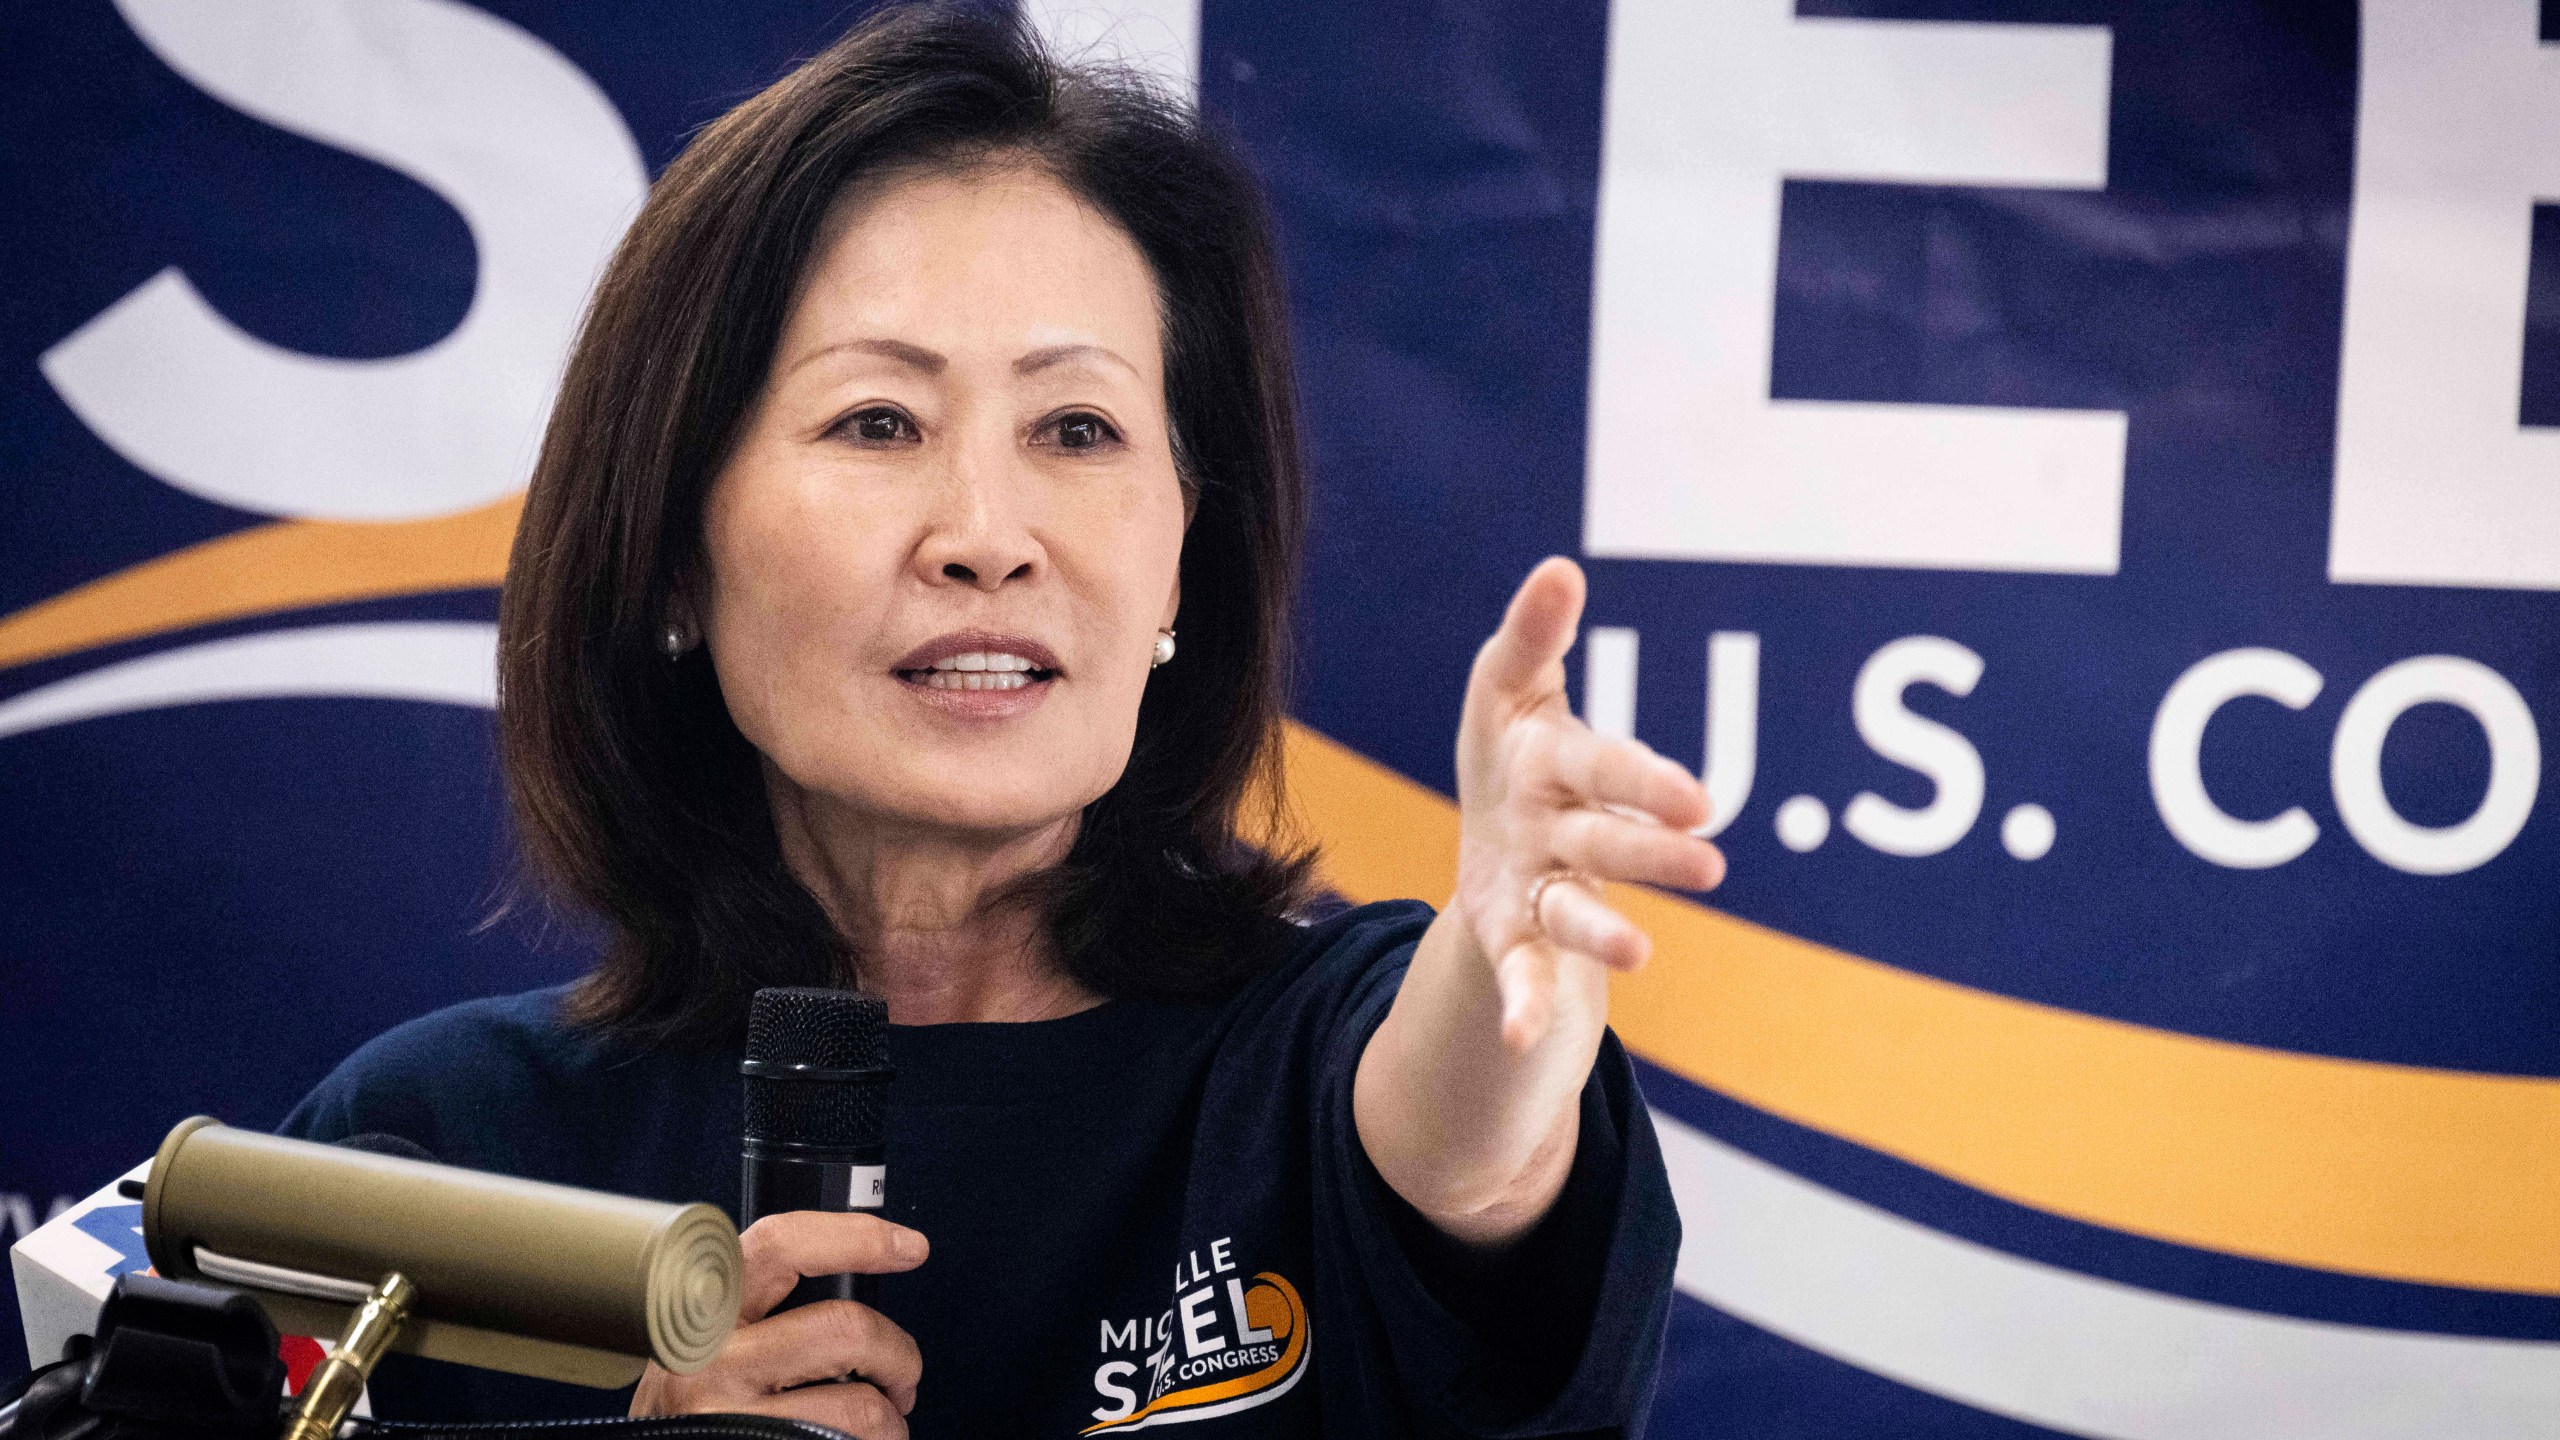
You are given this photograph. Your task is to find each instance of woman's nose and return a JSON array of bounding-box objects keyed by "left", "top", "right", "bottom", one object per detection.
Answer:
[
  {"left": 935, "top": 550, "right": 1032, "bottom": 588},
  {"left": 915, "top": 448, "right": 1040, "bottom": 591}
]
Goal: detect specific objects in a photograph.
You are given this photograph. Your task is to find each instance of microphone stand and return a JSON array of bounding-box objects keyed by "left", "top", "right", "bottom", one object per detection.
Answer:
[
  {"left": 278, "top": 1274, "right": 413, "bottom": 1440},
  {"left": 0, "top": 1270, "right": 842, "bottom": 1440}
]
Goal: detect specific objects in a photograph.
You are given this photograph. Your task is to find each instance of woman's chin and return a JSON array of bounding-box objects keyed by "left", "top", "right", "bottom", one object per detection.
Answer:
[{"left": 882, "top": 782, "right": 1092, "bottom": 845}]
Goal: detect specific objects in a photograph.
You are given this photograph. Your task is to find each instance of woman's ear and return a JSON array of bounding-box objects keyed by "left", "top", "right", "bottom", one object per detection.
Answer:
[
  {"left": 661, "top": 574, "right": 702, "bottom": 659},
  {"left": 1158, "top": 569, "right": 1181, "bottom": 633}
]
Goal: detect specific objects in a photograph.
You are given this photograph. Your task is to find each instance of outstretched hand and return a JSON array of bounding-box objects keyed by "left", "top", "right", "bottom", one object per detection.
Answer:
[
  {"left": 1450, "top": 556, "right": 1725, "bottom": 1051},
  {"left": 1354, "top": 557, "right": 1724, "bottom": 1249}
]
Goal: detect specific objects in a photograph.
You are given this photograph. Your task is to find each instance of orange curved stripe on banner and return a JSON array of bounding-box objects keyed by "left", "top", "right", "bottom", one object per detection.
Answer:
[
  {"left": 1083, "top": 1273, "right": 1308, "bottom": 1433},
  {"left": 0, "top": 495, "right": 522, "bottom": 673},
  {"left": 12, "top": 486, "right": 2552, "bottom": 1297},
  {"left": 1256, "top": 720, "right": 2560, "bottom": 1296}
]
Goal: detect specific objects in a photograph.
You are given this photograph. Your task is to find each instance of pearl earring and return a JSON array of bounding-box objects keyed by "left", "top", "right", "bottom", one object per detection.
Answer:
[
  {"left": 1150, "top": 629, "right": 1177, "bottom": 669},
  {"left": 661, "top": 619, "right": 693, "bottom": 660}
]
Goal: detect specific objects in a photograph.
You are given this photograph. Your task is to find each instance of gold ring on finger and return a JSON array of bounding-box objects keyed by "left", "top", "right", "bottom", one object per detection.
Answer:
[{"left": 1523, "top": 867, "right": 1600, "bottom": 940}]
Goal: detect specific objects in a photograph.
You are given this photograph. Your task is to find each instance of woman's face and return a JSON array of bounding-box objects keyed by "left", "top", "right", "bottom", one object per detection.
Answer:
[{"left": 701, "top": 163, "right": 1187, "bottom": 840}]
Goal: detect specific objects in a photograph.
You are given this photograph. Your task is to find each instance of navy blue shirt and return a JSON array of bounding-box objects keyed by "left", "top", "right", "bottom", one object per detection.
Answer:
[{"left": 282, "top": 901, "right": 1678, "bottom": 1437}]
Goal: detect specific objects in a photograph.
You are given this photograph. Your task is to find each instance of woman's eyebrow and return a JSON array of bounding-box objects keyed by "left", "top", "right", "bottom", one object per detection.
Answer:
[
  {"left": 786, "top": 336, "right": 947, "bottom": 378},
  {"left": 1015, "top": 342, "right": 1136, "bottom": 378}
]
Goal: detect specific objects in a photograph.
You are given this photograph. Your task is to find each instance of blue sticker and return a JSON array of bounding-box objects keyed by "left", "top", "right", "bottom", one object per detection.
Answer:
[{"left": 69, "top": 1203, "right": 149, "bottom": 1279}]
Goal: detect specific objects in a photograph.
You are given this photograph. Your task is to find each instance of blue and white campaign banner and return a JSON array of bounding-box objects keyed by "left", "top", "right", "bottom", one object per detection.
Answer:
[{"left": 5, "top": 1, "right": 2557, "bottom": 1435}]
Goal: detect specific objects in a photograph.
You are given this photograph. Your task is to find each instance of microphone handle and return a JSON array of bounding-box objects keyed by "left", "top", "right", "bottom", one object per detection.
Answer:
[{"left": 740, "top": 1146, "right": 887, "bottom": 1312}]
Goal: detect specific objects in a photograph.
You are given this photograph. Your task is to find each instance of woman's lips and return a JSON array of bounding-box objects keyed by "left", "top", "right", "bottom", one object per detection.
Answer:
[
  {"left": 892, "top": 631, "right": 1062, "bottom": 673},
  {"left": 891, "top": 631, "right": 1059, "bottom": 718}
]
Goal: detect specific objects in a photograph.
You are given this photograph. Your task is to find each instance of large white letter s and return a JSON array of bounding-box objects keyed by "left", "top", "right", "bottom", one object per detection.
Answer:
[{"left": 41, "top": 0, "right": 647, "bottom": 521}]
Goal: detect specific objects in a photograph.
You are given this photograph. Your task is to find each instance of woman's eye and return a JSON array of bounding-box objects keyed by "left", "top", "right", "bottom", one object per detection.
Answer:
[
  {"left": 1051, "top": 412, "right": 1119, "bottom": 451},
  {"left": 839, "top": 407, "right": 915, "bottom": 444}
]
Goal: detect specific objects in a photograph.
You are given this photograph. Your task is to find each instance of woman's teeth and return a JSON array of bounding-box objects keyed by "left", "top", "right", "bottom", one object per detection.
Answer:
[
  {"left": 922, "top": 671, "right": 1030, "bottom": 690},
  {"left": 911, "top": 651, "right": 1044, "bottom": 690},
  {"left": 938, "top": 651, "right": 1034, "bottom": 672}
]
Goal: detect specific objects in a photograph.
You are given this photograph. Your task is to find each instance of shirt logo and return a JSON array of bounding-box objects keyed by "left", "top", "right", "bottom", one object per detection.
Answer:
[{"left": 1086, "top": 1237, "right": 1308, "bottom": 1432}]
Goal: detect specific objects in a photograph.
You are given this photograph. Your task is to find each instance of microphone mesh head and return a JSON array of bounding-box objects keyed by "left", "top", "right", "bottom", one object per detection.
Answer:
[
  {"left": 743, "top": 987, "right": 888, "bottom": 1149},
  {"left": 747, "top": 986, "right": 888, "bottom": 1069}
]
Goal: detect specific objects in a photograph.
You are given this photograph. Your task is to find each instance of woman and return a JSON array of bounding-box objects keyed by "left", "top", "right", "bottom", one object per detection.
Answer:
[{"left": 284, "top": 6, "right": 1725, "bottom": 1436}]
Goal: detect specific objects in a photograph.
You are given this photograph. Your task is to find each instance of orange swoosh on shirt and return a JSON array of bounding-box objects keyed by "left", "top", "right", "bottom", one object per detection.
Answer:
[{"left": 1083, "top": 1273, "right": 1309, "bottom": 1433}]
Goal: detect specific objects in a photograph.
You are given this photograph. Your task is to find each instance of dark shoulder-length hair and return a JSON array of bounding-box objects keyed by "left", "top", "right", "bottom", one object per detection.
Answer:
[{"left": 498, "top": 2, "right": 1313, "bottom": 1047}]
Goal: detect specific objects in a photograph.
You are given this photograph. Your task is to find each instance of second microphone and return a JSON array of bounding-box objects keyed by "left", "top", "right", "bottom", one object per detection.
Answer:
[{"left": 740, "top": 986, "right": 895, "bottom": 1311}]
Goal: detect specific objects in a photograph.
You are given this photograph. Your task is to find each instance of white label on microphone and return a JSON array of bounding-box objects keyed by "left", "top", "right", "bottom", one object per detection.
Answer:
[{"left": 849, "top": 1164, "right": 886, "bottom": 1209}]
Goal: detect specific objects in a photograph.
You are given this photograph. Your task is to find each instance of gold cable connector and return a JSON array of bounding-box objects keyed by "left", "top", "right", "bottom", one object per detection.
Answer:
[{"left": 280, "top": 1272, "right": 415, "bottom": 1440}]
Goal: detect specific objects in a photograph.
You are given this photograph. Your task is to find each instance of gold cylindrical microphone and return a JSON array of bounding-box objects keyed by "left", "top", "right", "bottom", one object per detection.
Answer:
[{"left": 142, "top": 1117, "right": 741, "bottom": 1388}]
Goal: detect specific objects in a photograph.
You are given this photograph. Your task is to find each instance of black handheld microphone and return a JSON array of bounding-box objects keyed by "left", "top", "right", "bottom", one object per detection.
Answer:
[{"left": 741, "top": 987, "right": 894, "bottom": 1312}]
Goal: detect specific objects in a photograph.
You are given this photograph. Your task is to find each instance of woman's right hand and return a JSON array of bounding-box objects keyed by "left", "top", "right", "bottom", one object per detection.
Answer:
[{"left": 631, "top": 1211, "right": 928, "bottom": 1437}]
